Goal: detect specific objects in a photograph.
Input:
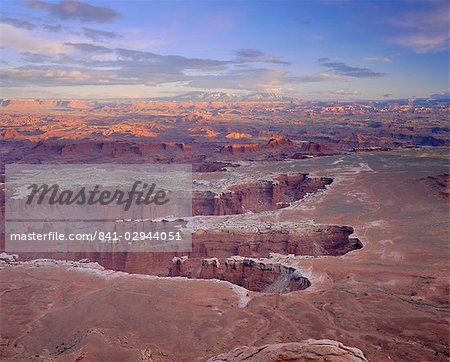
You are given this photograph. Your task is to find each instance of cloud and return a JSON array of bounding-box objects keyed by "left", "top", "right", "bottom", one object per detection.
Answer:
[
  {"left": 289, "top": 73, "right": 343, "bottom": 82},
  {"left": 363, "top": 56, "right": 391, "bottom": 63},
  {"left": 2, "top": 41, "right": 232, "bottom": 88},
  {"left": 383, "top": 93, "right": 392, "bottom": 98},
  {"left": 318, "top": 57, "right": 330, "bottom": 63},
  {"left": 187, "top": 68, "right": 290, "bottom": 92},
  {"left": 429, "top": 91, "right": 449, "bottom": 100},
  {"left": 1, "top": 67, "right": 91, "bottom": 86},
  {"left": 319, "top": 59, "right": 386, "bottom": 78},
  {"left": 390, "top": 33, "right": 448, "bottom": 54},
  {"left": 304, "top": 89, "right": 361, "bottom": 99},
  {"left": 235, "top": 49, "right": 264, "bottom": 59},
  {"left": 234, "top": 48, "right": 289, "bottom": 65},
  {"left": 1, "top": 30, "right": 340, "bottom": 93},
  {"left": 42, "top": 24, "right": 63, "bottom": 32},
  {"left": 0, "top": 17, "right": 36, "bottom": 30},
  {"left": 387, "top": 3, "right": 449, "bottom": 53},
  {"left": 26, "top": 0, "right": 119, "bottom": 23},
  {"left": 65, "top": 42, "right": 113, "bottom": 54},
  {"left": 295, "top": 17, "right": 310, "bottom": 26},
  {"left": 1, "top": 14, "right": 379, "bottom": 95},
  {"left": 330, "top": 88, "right": 359, "bottom": 95},
  {"left": 0, "top": 23, "right": 70, "bottom": 54},
  {"left": 1, "top": 43, "right": 296, "bottom": 92},
  {"left": 303, "top": 34, "right": 326, "bottom": 43},
  {"left": 82, "top": 27, "right": 118, "bottom": 41}
]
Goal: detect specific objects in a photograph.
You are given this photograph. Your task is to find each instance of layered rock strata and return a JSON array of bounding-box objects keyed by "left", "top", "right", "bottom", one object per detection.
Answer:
[
  {"left": 193, "top": 173, "right": 333, "bottom": 215},
  {"left": 170, "top": 254, "right": 311, "bottom": 293}
]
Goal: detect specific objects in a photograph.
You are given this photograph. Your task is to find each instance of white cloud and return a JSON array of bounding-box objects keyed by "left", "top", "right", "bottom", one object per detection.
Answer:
[
  {"left": 387, "top": 4, "right": 449, "bottom": 53},
  {"left": 0, "top": 23, "right": 70, "bottom": 54},
  {"left": 391, "top": 33, "right": 448, "bottom": 54},
  {"left": 363, "top": 56, "right": 392, "bottom": 63},
  {"left": 290, "top": 73, "right": 344, "bottom": 82},
  {"left": 331, "top": 88, "right": 359, "bottom": 95}
]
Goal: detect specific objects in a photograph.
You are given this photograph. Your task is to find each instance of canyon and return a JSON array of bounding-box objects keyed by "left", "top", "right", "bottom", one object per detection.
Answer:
[
  {"left": 3, "top": 169, "right": 361, "bottom": 293},
  {"left": 192, "top": 173, "right": 333, "bottom": 215},
  {"left": 0, "top": 98, "right": 449, "bottom": 361},
  {"left": 0, "top": 258, "right": 372, "bottom": 361}
]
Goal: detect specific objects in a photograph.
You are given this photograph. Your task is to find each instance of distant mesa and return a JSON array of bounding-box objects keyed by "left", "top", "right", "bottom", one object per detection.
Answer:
[
  {"left": 225, "top": 132, "right": 252, "bottom": 139},
  {"left": 217, "top": 138, "right": 339, "bottom": 161},
  {"left": 299, "top": 141, "right": 334, "bottom": 154},
  {"left": 0, "top": 128, "right": 21, "bottom": 140},
  {"left": 220, "top": 137, "right": 294, "bottom": 154},
  {"left": 30, "top": 141, "right": 192, "bottom": 161},
  {"left": 290, "top": 141, "right": 336, "bottom": 158},
  {"left": 220, "top": 143, "right": 261, "bottom": 154},
  {"left": 266, "top": 137, "right": 294, "bottom": 148},
  {"left": 193, "top": 161, "right": 238, "bottom": 172}
]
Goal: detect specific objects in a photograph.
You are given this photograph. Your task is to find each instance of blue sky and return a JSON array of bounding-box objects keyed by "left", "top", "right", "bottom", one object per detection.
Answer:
[{"left": 0, "top": 0, "right": 448, "bottom": 99}]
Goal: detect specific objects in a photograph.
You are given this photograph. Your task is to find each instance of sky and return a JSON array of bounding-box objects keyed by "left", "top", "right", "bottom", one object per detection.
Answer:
[{"left": 0, "top": 0, "right": 449, "bottom": 100}]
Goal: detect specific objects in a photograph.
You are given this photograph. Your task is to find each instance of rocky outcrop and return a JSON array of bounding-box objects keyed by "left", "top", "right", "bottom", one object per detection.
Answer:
[
  {"left": 220, "top": 143, "right": 261, "bottom": 154},
  {"left": 193, "top": 173, "right": 333, "bottom": 215},
  {"left": 208, "top": 340, "right": 368, "bottom": 361},
  {"left": 0, "top": 258, "right": 255, "bottom": 361},
  {"left": 5, "top": 169, "right": 333, "bottom": 221},
  {"left": 425, "top": 174, "right": 449, "bottom": 198},
  {"left": 189, "top": 224, "right": 362, "bottom": 259},
  {"left": 291, "top": 141, "right": 336, "bottom": 158},
  {"left": 265, "top": 137, "right": 294, "bottom": 148},
  {"left": 219, "top": 139, "right": 337, "bottom": 160},
  {"left": 0, "top": 252, "right": 18, "bottom": 264},
  {"left": 193, "top": 161, "right": 239, "bottom": 172},
  {"left": 0, "top": 128, "right": 22, "bottom": 140},
  {"left": 5, "top": 224, "right": 362, "bottom": 280},
  {"left": 170, "top": 254, "right": 311, "bottom": 293},
  {"left": 33, "top": 141, "right": 191, "bottom": 159},
  {"left": 220, "top": 137, "right": 295, "bottom": 154},
  {"left": 226, "top": 133, "right": 252, "bottom": 139}
]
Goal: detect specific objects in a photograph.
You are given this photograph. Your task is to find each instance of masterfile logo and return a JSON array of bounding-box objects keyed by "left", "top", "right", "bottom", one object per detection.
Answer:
[
  {"left": 5, "top": 164, "right": 192, "bottom": 253},
  {"left": 26, "top": 180, "right": 170, "bottom": 211}
]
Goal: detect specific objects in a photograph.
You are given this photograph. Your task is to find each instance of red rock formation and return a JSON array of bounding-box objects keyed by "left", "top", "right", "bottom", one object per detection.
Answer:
[
  {"left": 193, "top": 162, "right": 238, "bottom": 172},
  {"left": 208, "top": 340, "right": 368, "bottom": 361},
  {"left": 6, "top": 224, "right": 362, "bottom": 277},
  {"left": 1, "top": 257, "right": 445, "bottom": 361},
  {"left": 193, "top": 174, "right": 333, "bottom": 216},
  {"left": 193, "top": 225, "right": 361, "bottom": 257},
  {"left": 0, "top": 128, "right": 22, "bottom": 140},
  {"left": 291, "top": 141, "right": 336, "bottom": 158},
  {"left": 265, "top": 137, "right": 294, "bottom": 148},
  {"left": 220, "top": 143, "right": 261, "bottom": 154},
  {"left": 32, "top": 141, "right": 191, "bottom": 159},
  {"left": 220, "top": 138, "right": 294, "bottom": 155},
  {"left": 170, "top": 255, "right": 311, "bottom": 293},
  {"left": 425, "top": 174, "right": 450, "bottom": 198},
  {"left": 225, "top": 132, "right": 252, "bottom": 139}
]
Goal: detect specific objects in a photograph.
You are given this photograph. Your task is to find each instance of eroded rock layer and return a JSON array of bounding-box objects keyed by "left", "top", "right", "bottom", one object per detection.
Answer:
[
  {"left": 10, "top": 223, "right": 362, "bottom": 290},
  {"left": 193, "top": 174, "right": 333, "bottom": 215},
  {"left": 170, "top": 255, "right": 311, "bottom": 293}
]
